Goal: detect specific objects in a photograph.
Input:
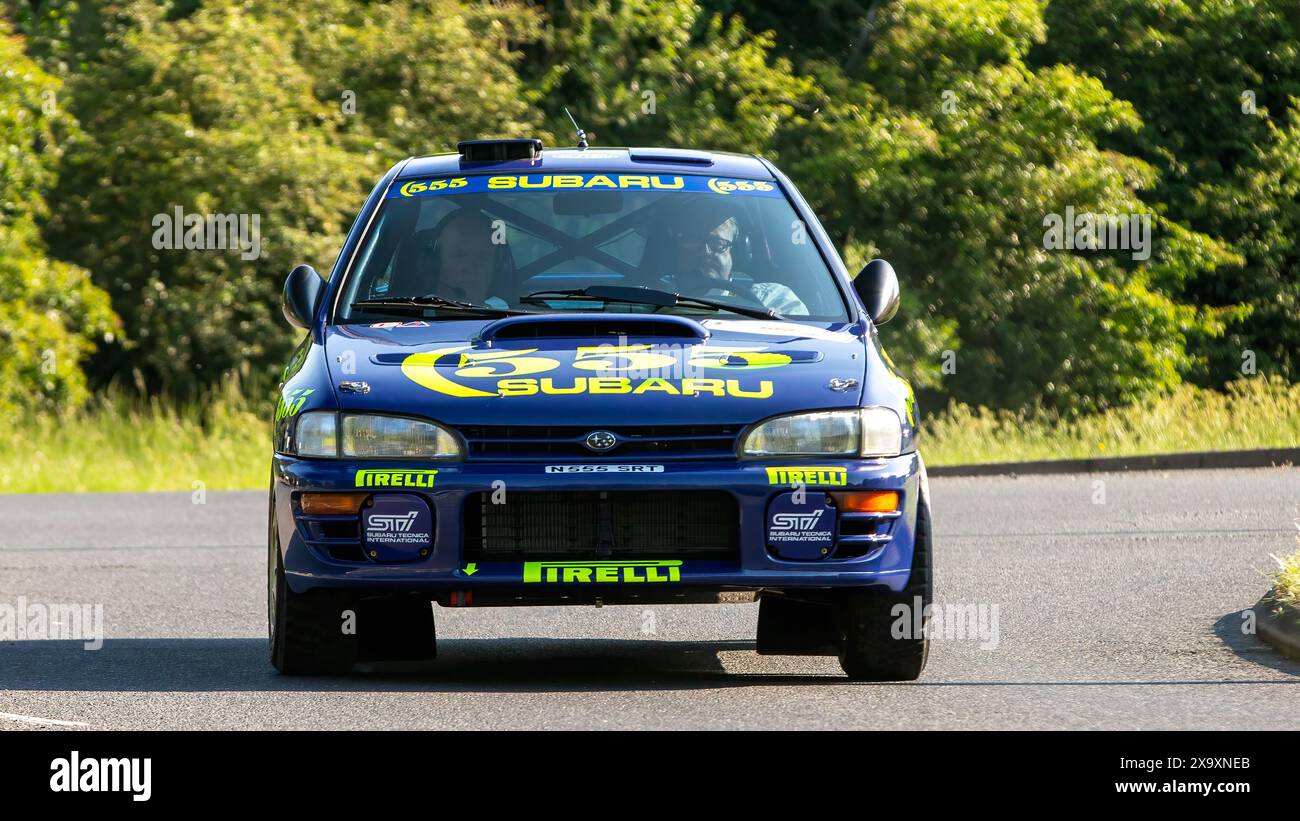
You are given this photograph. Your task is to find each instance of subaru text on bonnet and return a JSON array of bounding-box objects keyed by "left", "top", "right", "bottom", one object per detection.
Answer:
[{"left": 269, "top": 138, "right": 932, "bottom": 679}]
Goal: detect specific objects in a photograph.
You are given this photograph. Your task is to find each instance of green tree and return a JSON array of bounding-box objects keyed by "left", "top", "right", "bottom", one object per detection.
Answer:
[
  {"left": 281, "top": 0, "right": 548, "bottom": 157},
  {"left": 0, "top": 20, "right": 117, "bottom": 413},
  {"left": 785, "top": 0, "right": 1236, "bottom": 411},
  {"left": 1040, "top": 0, "right": 1300, "bottom": 383},
  {"left": 8, "top": 0, "right": 1279, "bottom": 416},
  {"left": 40, "top": 0, "right": 546, "bottom": 395},
  {"left": 527, "top": 0, "right": 820, "bottom": 152},
  {"left": 40, "top": 0, "right": 362, "bottom": 394}
]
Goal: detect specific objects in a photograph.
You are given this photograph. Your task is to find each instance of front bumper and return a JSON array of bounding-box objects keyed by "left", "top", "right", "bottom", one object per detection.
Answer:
[{"left": 272, "top": 452, "right": 925, "bottom": 597}]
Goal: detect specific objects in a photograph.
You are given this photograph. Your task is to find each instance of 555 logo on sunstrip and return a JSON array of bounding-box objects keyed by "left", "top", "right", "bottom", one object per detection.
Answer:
[{"left": 398, "top": 178, "right": 468, "bottom": 197}]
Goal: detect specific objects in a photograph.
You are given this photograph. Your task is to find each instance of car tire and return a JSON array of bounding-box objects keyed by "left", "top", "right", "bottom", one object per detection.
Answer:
[
  {"left": 268, "top": 504, "right": 358, "bottom": 675},
  {"left": 837, "top": 487, "right": 933, "bottom": 681}
]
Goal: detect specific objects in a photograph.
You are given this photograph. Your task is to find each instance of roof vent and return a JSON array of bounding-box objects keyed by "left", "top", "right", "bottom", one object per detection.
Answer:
[
  {"left": 628, "top": 147, "right": 714, "bottom": 165},
  {"left": 458, "top": 139, "right": 543, "bottom": 163}
]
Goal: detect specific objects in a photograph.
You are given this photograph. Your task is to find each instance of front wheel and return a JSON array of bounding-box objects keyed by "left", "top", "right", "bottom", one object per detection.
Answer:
[
  {"left": 837, "top": 488, "right": 933, "bottom": 681},
  {"left": 268, "top": 505, "right": 358, "bottom": 675}
]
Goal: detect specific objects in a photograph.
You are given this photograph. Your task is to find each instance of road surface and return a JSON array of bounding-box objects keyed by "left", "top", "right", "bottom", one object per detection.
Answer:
[{"left": 1, "top": 468, "right": 1296, "bottom": 729}]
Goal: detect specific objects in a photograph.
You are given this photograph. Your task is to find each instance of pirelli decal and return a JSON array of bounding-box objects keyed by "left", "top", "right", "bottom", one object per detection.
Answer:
[
  {"left": 355, "top": 469, "right": 438, "bottom": 488},
  {"left": 765, "top": 466, "right": 848, "bottom": 487},
  {"left": 523, "top": 560, "right": 683, "bottom": 584}
]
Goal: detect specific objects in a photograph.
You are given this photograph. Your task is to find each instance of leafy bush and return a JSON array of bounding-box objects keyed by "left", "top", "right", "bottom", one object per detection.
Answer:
[
  {"left": 1, "top": 0, "right": 1297, "bottom": 417},
  {"left": 0, "top": 21, "right": 117, "bottom": 414}
]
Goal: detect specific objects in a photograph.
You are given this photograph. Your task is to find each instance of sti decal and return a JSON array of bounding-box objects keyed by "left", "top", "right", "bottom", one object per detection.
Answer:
[
  {"left": 362, "top": 494, "right": 433, "bottom": 562},
  {"left": 765, "top": 467, "right": 849, "bottom": 487},
  {"left": 766, "top": 493, "right": 837, "bottom": 560},
  {"left": 391, "top": 174, "right": 781, "bottom": 199},
  {"left": 355, "top": 469, "right": 438, "bottom": 488},
  {"left": 523, "top": 560, "right": 683, "bottom": 583},
  {"left": 401, "top": 344, "right": 790, "bottom": 399}
]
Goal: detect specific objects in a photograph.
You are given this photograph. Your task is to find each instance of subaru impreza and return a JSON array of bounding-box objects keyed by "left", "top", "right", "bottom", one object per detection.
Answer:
[{"left": 268, "top": 139, "right": 932, "bottom": 680}]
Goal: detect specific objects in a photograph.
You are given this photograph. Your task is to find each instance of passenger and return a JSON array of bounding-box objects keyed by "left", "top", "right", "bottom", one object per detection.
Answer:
[{"left": 665, "top": 201, "right": 808, "bottom": 316}]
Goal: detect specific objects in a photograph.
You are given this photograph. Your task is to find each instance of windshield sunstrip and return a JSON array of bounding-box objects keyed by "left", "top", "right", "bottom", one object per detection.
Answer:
[{"left": 388, "top": 173, "right": 784, "bottom": 199}]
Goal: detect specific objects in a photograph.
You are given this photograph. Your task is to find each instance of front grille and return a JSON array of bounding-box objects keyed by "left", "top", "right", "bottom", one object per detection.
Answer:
[
  {"left": 456, "top": 424, "right": 742, "bottom": 461},
  {"left": 464, "top": 490, "right": 738, "bottom": 561}
]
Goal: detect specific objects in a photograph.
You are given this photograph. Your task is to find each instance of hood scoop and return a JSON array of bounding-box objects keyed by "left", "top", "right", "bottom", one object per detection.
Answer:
[{"left": 476, "top": 313, "right": 709, "bottom": 344}]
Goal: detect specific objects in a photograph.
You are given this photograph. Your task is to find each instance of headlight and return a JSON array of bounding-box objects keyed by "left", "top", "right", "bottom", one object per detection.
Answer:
[
  {"left": 294, "top": 411, "right": 338, "bottom": 457},
  {"left": 859, "top": 406, "right": 906, "bottom": 458},
  {"left": 342, "top": 414, "right": 462, "bottom": 458},
  {"left": 742, "top": 410, "right": 860, "bottom": 456},
  {"left": 740, "top": 407, "right": 906, "bottom": 458},
  {"left": 291, "top": 412, "right": 462, "bottom": 459}
]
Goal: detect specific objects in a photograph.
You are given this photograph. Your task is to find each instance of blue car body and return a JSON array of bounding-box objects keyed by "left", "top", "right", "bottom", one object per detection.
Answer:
[{"left": 270, "top": 146, "right": 926, "bottom": 611}]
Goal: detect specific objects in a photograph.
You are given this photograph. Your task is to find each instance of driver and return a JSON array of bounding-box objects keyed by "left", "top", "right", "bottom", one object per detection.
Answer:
[
  {"left": 427, "top": 208, "right": 515, "bottom": 308},
  {"left": 666, "top": 200, "right": 808, "bottom": 316}
]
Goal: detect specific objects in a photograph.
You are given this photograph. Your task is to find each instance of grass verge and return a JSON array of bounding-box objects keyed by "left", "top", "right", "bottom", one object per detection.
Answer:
[
  {"left": 1273, "top": 549, "right": 1300, "bottom": 607},
  {"left": 3, "top": 380, "right": 270, "bottom": 493},
  {"left": 923, "top": 377, "right": 1300, "bottom": 466}
]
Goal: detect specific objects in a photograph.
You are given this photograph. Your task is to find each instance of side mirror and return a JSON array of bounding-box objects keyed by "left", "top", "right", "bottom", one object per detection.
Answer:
[
  {"left": 282, "top": 264, "right": 325, "bottom": 329},
  {"left": 853, "top": 259, "right": 900, "bottom": 325}
]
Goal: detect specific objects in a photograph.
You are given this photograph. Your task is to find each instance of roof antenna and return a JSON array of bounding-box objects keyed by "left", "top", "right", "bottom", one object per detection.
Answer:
[{"left": 564, "top": 107, "right": 589, "bottom": 150}]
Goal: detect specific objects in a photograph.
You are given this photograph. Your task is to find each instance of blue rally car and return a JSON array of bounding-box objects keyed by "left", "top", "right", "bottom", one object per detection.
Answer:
[{"left": 269, "top": 139, "right": 932, "bottom": 680}]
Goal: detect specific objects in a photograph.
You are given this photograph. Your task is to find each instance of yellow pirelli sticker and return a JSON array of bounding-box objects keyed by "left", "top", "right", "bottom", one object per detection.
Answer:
[
  {"left": 523, "top": 560, "right": 683, "bottom": 584},
  {"left": 354, "top": 469, "right": 438, "bottom": 488},
  {"left": 765, "top": 466, "right": 848, "bottom": 487}
]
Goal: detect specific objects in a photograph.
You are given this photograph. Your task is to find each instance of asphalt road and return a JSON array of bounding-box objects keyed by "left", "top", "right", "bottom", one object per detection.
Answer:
[{"left": 1, "top": 468, "right": 1297, "bottom": 730}]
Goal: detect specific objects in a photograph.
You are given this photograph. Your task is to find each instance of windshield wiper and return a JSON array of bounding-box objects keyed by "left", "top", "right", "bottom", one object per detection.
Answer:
[
  {"left": 520, "top": 285, "right": 782, "bottom": 320},
  {"left": 350, "top": 294, "right": 536, "bottom": 318}
]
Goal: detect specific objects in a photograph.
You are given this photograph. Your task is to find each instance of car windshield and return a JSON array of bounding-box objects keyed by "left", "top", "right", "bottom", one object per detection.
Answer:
[{"left": 335, "top": 171, "right": 850, "bottom": 322}]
